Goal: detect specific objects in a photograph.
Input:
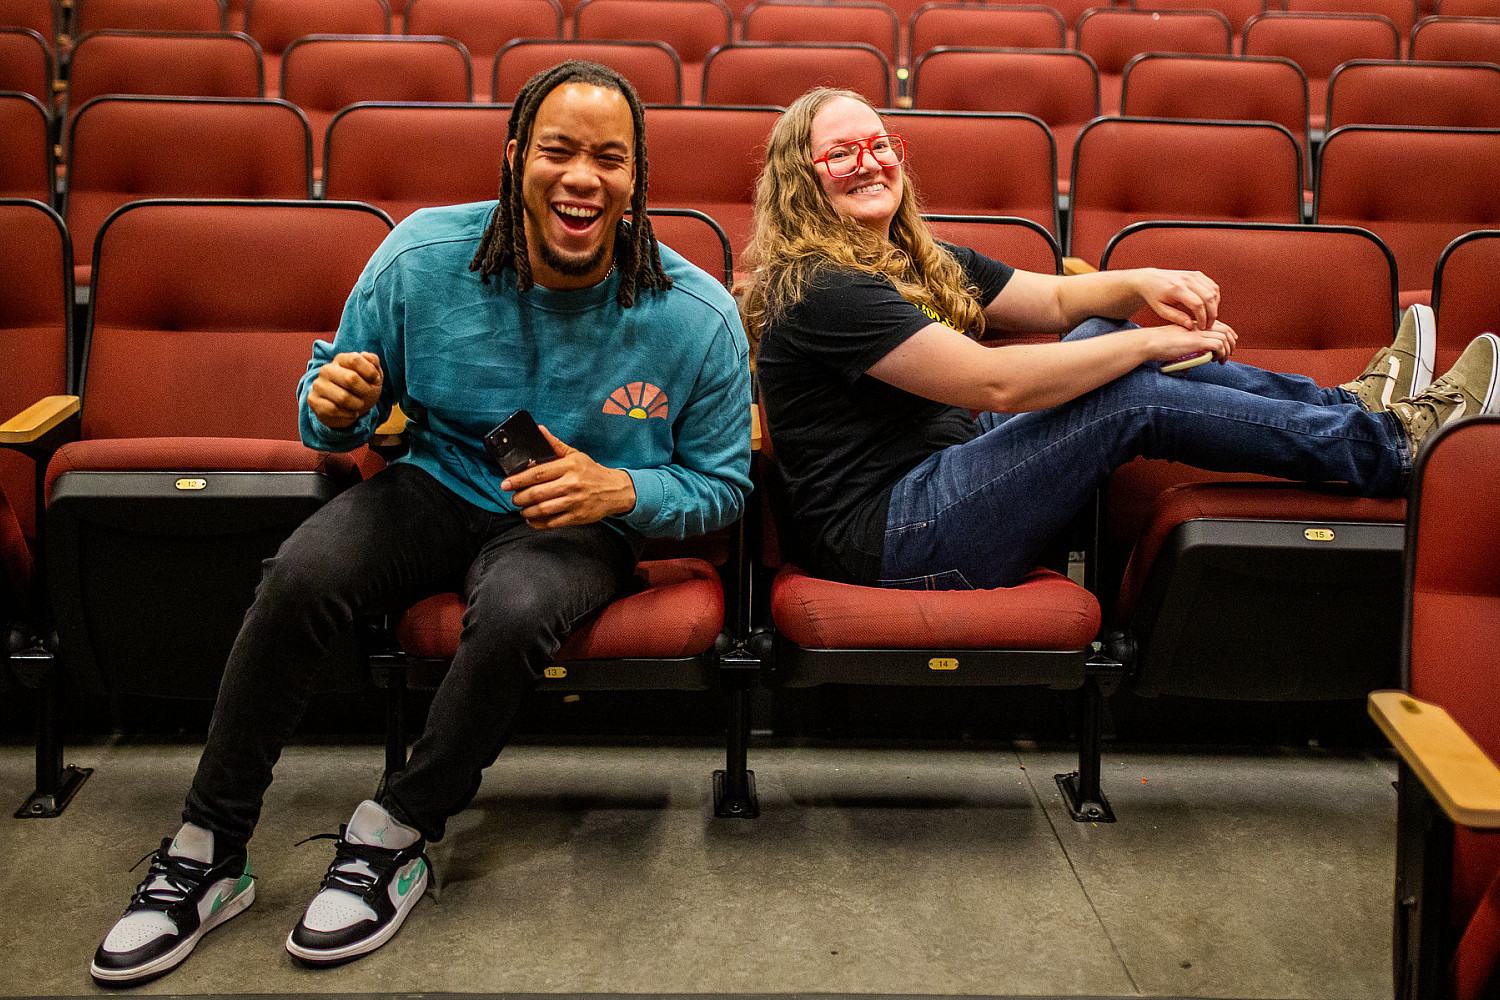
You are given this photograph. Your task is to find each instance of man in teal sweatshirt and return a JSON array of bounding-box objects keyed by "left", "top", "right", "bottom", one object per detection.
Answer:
[{"left": 92, "top": 61, "right": 751, "bottom": 985}]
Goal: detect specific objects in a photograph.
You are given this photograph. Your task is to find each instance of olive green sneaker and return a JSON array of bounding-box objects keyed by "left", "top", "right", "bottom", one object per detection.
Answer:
[
  {"left": 1341, "top": 304, "right": 1437, "bottom": 412},
  {"left": 1388, "top": 332, "right": 1500, "bottom": 452}
]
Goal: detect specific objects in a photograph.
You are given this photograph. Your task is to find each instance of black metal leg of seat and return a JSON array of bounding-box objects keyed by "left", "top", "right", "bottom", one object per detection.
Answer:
[
  {"left": 1055, "top": 672, "right": 1116, "bottom": 823},
  {"left": 1393, "top": 760, "right": 1454, "bottom": 1000},
  {"left": 384, "top": 661, "right": 408, "bottom": 782},
  {"left": 14, "top": 649, "right": 91, "bottom": 819},
  {"left": 713, "top": 674, "right": 758, "bottom": 818}
]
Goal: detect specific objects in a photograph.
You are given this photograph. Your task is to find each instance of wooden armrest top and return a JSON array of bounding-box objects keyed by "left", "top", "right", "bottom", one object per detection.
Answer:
[
  {"left": 0, "top": 395, "right": 80, "bottom": 444},
  {"left": 371, "top": 404, "right": 409, "bottom": 445},
  {"left": 1369, "top": 689, "right": 1500, "bottom": 829},
  {"left": 750, "top": 402, "right": 761, "bottom": 452},
  {"left": 1062, "top": 257, "right": 1098, "bottom": 276}
]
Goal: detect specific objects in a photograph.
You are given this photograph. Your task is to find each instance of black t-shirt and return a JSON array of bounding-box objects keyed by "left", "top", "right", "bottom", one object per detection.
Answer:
[{"left": 757, "top": 245, "right": 1014, "bottom": 584}]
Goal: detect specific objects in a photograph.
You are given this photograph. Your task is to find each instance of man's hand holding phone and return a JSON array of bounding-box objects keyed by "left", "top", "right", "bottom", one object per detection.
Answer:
[
  {"left": 497, "top": 419, "right": 637, "bottom": 530},
  {"left": 309, "top": 351, "right": 384, "bottom": 428}
]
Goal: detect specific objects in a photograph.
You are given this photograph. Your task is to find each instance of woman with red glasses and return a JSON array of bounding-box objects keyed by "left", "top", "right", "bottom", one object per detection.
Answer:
[{"left": 744, "top": 87, "right": 1499, "bottom": 590}]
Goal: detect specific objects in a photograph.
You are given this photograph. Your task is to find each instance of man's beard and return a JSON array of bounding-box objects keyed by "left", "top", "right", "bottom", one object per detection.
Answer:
[{"left": 538, "top": 232, "right": 612, "bottom": 277}]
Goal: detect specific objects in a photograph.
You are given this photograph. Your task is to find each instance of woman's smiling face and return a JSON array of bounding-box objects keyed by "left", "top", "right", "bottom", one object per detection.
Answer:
[{"left": 809, "top": 96, "right": 903, "bottom": 236}]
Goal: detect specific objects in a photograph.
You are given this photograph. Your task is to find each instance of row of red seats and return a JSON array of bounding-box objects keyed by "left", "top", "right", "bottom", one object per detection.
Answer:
[
  {"left": 5, "top": 94, "right": 1497, "bottom": 301},
  {"left": 6, "top": 0, "right": 1500, "bottom": 107},
  {"left": 5, "top": 198, "right": 1499, "bottom": 827},
  {"left": 7, "top": 24, "right": 1500, "bottom": 122},
  {"left": 6, "top": 190, "right": 1500, "bottom": 994}
]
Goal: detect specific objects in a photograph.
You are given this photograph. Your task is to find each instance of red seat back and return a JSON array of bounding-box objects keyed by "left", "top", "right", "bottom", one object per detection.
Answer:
[
  {"left": 908, "top": 4, "right": 1066, "bottom": 60},
  {"left": 65, "top": 97, "right": 312, "bottom": 286},
  {"left": 0, "top": 27, "right": 52, "bottom": 107},
  {"left": 1076, "top": 8, "right": 1232, "bottom": 112},
  {"left": 323, "top": 102, "right": 507, "bottom": 222},
  {"left": 1411, "top": 15, "right": 1500, "bottom": 61},
  {"left": 574, "top": 0, "right": 732, "bottom": 96},
  {"left": 1135, "top": 0, "right": 1265, "bottom": 33},
  {"left": 0, "top": 0, "right": 56, "bottom": 39},
  {"left": 494, "top": 39, "right": 682, "bottom": 105},
  {"left": 1284, "top": 0, "right": 1420, "bottom": 37},
  {"left": 67, "top": 30, "right": 264, "bottom": 109},
  {"left": 1315, "top": 125, "right": 1500, "bottom": 307},
  {"left": 642, "top": 105, "right": 779, "bottom": 257},
  {"left": 1242, "top": 11, "right": 1401, "bottom": 127},
  {"left": 701, "top": 42, "right": 890, "bottom": 107},
  {"left": 243, "top": 0, "right": 390, "bottom": 57},
  {"left": 74, "top": 0, "right": 227, "bottom": 34},
  {"left": 887, "top": 109, "right": 1059, "bottom": 234},
  {"left": 1120, "top": 53, "right": 1309, "bottom": 172},
  {"left": 0, "top": 199, "right": 70, "bottom": 542},
  {"left": 82, "top": 200, "right": 392, "bottom": 441},
  {"left": 1406, "top": 417, "right": 1500, "bottom": 943},
  {"left": 0, "top": 92, "right": 50, "bottom": 202},
  {"left": 1069, "top": 118, "right": 1303, "bottom": 266},
  {"left": 1326, "top": 59, "right": 1500, "bottom": 130},
  {"left": 925, "top": 214, "right": 1061, "bottom": 344},
  {"left": 642, "top": 207, "right": 732, "bottom": 285},
  {"left": 908, "top": 48, "right": 1097, "bottom": 190},
  {"left": 1432, "top": 230, "right": 1500, "bottom": 372},
  {"left": 405, "top": 0, "right": 560, "bottom": 100},
  {"left": 741, "top": 0, "right": 899, "bottom": 67}
]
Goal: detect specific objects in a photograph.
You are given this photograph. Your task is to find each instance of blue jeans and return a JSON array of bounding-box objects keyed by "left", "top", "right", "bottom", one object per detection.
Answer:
[{"left": 878, "top": 318, "right": 1411, "bottom": 590}]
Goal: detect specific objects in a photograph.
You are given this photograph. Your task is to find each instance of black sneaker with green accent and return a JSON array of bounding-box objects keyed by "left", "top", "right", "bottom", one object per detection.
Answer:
[
  {"left": 91, "top": 824, "right": 254, "bottom": 986},
  {"left": 286, "top": 800, "right": 429, "bottom": 967}
]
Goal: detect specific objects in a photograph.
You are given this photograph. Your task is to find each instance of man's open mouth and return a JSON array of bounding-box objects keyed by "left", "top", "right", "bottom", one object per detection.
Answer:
[{"left": 554, "top": 204, "right": 601, "bottom": 233}]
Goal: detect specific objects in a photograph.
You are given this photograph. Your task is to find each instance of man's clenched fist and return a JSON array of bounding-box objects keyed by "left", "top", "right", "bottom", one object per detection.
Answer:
[{"left": 308, "top": 351, "right": 383, "bottom": 429}]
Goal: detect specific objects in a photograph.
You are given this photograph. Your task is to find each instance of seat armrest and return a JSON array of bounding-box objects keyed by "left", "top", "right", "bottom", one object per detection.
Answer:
[
  {"left": 0, "top": 395, "right": 81, "bottom": 456},
  {"left": 750, "top": 402, "right": 761, "bottom": 453},
  {"left": 1, "top": 396, "right": 80, "bottom": 444},
  {"left": 1062, "top": 257, "right": 1098, "bottom": 276},
  {"left": 1370, "top": 689, "right": 1500, "bottom": 830},
  {"left": 370, "top": 404, "right": 409, "bottom": 453}
]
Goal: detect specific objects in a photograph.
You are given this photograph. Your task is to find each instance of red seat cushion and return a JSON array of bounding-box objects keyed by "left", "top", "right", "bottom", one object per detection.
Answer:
[
  {"left": 1116, "top": 481, "right": 1406, "bottom": 618},
  {"left": 770, "top": 565, "right": 1100, "bottom": 650},
  {"left": 396, "top": 557, "right": 724, "bottom": 661},
  {"left": 45, "top": 437, "right": 360, "bottom": 503}
]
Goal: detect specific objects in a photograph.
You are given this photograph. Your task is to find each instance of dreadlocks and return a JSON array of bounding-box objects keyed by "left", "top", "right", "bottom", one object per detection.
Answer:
[{"left": 469, "top": 60, "right": 672, "bottom": 309}]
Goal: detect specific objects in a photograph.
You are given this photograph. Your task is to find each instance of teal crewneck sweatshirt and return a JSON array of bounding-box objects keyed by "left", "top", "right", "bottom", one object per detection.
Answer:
[{"left": 298, "top": 201, "right": 752, "bottom": 540}]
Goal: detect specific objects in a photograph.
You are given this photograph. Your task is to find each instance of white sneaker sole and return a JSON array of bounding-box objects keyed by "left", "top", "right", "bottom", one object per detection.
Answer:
[
  {"left": 1410, "top": 303, "right": 1437, "bottom": 396},
  {"left": 90, "top": 883, "right": 255, "bottom": 984},
  {"left": 284, "top": 867, "right": 427, "bottom": 965},
  {"left": 1478, "top": 332, "right": 1500, "bottom": 413}
]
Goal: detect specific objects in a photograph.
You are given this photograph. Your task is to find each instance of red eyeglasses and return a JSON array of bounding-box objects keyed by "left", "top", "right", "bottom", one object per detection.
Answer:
[{"left": 813, "top": 134, "right": 907, "bottom": 178}]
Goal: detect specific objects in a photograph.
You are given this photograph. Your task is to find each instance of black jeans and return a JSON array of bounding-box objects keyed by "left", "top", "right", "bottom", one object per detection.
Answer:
[{"left": 182, "top": 462, "right": 638, "bottom": 854}]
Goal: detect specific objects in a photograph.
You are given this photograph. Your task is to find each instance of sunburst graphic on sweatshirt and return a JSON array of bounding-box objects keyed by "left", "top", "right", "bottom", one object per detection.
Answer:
[{"left": 603, "top": 382, "right": 669, "bottom": 420}]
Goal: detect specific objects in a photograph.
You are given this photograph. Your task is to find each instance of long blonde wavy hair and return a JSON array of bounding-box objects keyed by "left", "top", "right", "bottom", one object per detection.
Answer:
[{"left": 741, "top": 88, "right": 985, "bottom": 356}]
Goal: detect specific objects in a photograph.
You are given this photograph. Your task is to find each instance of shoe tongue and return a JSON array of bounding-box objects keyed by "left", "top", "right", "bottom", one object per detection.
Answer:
[
  {"left": 344, "top": 800, "right": 419, "bottom": 850},
  {"left": 167, "top": 823, "right": 215, "bottom": 864}
]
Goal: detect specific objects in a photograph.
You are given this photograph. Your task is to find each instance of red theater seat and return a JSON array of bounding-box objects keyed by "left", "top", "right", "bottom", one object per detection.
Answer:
[
  {"left": 1314, "top": 125, "right": 1500, "bottom": 309},
  {"left": 243, "top": 0, "right": 391, "bottom": 95},
  {"left": 574, "top": 0, "right": 731, "bottom": 105},
  {"left": 1241, "top": 11, "right": 1401, "bottom": 130},
  {"left": 1075, "top": 7, "right": 1232, "bottom": 114},
  {"left": 1371, "top": 415, "right": 1500, "bottom": 1000},
  {"left": 1099, "top": 221, "right": 1406, "bottom": 702},
  {"left": 66, "top": 30, "right": 264, "bottom": 109},
  {"left": 908, "top": 48, "right": 1097, "bottom": 195},
  {"left": 908, "top": 4, "right": 1067, "bottom": 61},
  {"left": 404, "top": 0, "right": 562, "bottom": 102},
  {"left": 373, "top": 216, "right": 758, "bottom": 819},
  {"left": 923, "top": 213, "right": 1062, "bottom": 345},
  {"left": 1432, "top": 230, "right": 1500, "bottom": 374},
  {"left": 741, "top": 0, "right": 898, "bottom": 79},
  {"left": 73, "top": 0, "right": 227, "bottom": 34},
  {"left": 701, "top": 42, "right": 890, "bottom": 107},
  {"left": 494, "top": 39, "right": 682, "bottom": 105},
  {"left": 64, "top": 96, "right": 312, "bottom": 287},
  {"left": 1411, "top": 14, "right": 1500, "bottom": 62},
  {"left": 1325, "top": 59, "right": 1500, "bottom": 130},
  {"left": 1068, "top": 118, "right": 1303, "bottom": 267},
  {"left": 0, "top": 93, "right": 50, "bottom": 203},
  {"left": 0, "top": 27, "right": 52, "bottom": 109}
]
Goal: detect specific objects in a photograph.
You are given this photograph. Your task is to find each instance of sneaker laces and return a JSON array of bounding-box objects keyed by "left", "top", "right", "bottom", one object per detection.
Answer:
[
  {"left": 297, "top": 827, "right": 420, "bottom": 904},
  {"left": 124, "top": 840, "right": 227, "bottom": 912}
]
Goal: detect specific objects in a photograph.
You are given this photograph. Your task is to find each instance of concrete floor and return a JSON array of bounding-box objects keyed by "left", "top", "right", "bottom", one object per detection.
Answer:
[{"left": 0, "top": 741, "right": 1397, "bottom": 999}]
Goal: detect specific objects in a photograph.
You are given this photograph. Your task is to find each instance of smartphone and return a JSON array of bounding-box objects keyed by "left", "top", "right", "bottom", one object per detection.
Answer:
[
  {"left": 483, "top": 409, "right": 555, "bottom": 478},
  {"left": 1161, "top": 350, "right": 1214, "bottom": 375}
]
